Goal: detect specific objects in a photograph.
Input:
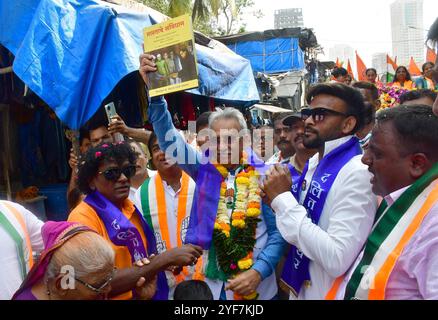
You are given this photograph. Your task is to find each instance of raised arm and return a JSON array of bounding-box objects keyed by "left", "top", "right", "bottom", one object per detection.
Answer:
[
  {"left": 139, "top": 53, "right": 201, "bottom": 179},
  {"left": 147, "top": 95, "right": 201, "bottom": 179}
]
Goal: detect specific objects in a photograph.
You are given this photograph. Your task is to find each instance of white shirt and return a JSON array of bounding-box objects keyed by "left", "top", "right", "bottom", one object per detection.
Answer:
[
  {"left": 134, "top": 177, "right": 182, "bottom": 248},
  {"left": 205, "top": 169, "right": 278, "bottom": 300},
  {"left": 271, "top": 136, "right": 378, "bottom": 300},
  {"left": 336, "top": 182, "right": 438, "bottom": 300},
  {"left": 0, "top": 201, "right": 44, "bottom": 300}
]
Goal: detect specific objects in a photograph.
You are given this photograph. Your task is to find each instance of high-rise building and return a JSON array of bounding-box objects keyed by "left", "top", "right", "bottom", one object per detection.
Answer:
[
  {"left": 390, "top": 0, "right": 425, "bottom": 67},
  {"left": 372, "top": 53, "right": 387, "bottom": 76},
  {"left": 274, "top": 8, "right": 304, "bottom": 29},
  {"left": 329, "top": 44, "right": 355, "bottom": 67}
]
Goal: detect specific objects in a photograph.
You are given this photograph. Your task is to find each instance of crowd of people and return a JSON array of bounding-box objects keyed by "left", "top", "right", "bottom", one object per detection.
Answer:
[{"left": 1, "top": 18, "right": 438, "bottom": 302}]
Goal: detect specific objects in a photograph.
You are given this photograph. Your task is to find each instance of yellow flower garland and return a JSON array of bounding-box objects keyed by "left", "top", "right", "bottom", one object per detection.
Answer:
[{"left": 212, "top": 154, "right": 262, "bottom": 300}]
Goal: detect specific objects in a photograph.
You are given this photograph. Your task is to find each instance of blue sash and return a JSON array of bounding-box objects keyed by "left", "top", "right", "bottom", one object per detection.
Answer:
[
  {"left": 288, "top": 164, "right": 302, "bottom": 200},
  {"left": 281, "top": 137, "right": 362, "bottom": 296},
  {"left": 84, "top": 191, "right": 169, "bottom": 300},
  {"left": 184, "top": 147, "right": 268, "bottom": 249}
]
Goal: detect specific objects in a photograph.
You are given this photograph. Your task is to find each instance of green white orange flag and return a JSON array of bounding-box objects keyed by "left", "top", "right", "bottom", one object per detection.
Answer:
[
  {"left": 386, "top": 54, "right": 398, "bottom": 83},
  {"left": 408, "top": 56, "right": 422, "bottom": 76},
  {"left": 355, "top": 51, "right": 367, "bottom": 81}
]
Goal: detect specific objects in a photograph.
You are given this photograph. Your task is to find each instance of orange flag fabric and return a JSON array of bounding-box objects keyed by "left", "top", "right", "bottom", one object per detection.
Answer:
[
  {"left": 408, "top": 56, "right": 422, "bottom": 76},
  {"left": 387, "top": 55, "right": 398, "bottom": 70},
  {"left": 426, "top": 48, "right": 437, "bottom": 63},
  {"left": 356, "top": 51, "right": 367, "bottom": 81},
  {"left": 336, "top": 58, "right": 343, "bottom": 68},
  {"left": 347, "top": 59, "right": 354, "bottom": 78}
]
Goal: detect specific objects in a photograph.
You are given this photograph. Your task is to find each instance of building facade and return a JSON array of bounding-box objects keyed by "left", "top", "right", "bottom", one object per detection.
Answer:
[
  {"left": 390, "top": 0, "right": 424, "bottom": 66},
  {"left": 328, "top": 44, "right": 355, "bottom": 67},
  {"left": 372, "top": 52, "right": 388, "bottom": 76},
  {"left": 274, "top": 8, "right": 304, "bottom": 29}
]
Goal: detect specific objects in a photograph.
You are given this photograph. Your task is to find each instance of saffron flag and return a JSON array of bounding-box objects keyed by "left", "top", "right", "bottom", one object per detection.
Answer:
[
  {"left": 336, "top": 58, "right": 344, "bottom": 68},
  {"left": 426, "top": 47, "right": 437, "bottom": 63},
  {"left": 356, "top": 51, "right": 367, "bottom": 81},
  {"left": 386, "top": 54, "right": 398, "bottom": 83},
  {"left": 408, "top": 56, "right": 422, "bottom": 76},
  {"left": 347, "top": 59, "right": 354, "bottom": 77}
]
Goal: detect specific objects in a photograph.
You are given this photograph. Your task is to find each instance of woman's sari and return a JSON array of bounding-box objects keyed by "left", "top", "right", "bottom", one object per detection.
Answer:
[{"left": 12, "top": 221, "right": 93, "bottom": 300}]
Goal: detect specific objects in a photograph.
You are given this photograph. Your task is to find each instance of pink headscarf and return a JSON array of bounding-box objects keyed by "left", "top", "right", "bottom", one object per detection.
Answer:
[{"left": 12, "top": 221, "right": 93, "bottom": 299}]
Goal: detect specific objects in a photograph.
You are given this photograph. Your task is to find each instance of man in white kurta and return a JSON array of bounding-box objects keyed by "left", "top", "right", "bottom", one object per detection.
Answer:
[
  {"left": 262, "top": 83, "right": 378, "bottom": 299},
  {"left": 0, "top": 200, "right": 44, "bottom": 299}
]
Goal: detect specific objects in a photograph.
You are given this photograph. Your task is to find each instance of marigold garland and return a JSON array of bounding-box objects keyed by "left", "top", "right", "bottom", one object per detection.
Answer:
[{"left": 212, "top": 163, "right": 262, "bottom": 300}]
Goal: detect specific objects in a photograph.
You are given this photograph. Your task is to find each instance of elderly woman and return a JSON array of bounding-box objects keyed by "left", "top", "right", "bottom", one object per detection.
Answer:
[
  {"left": 68, "top": 142, "right": 202, "bottom": 300},
  {"left": 13, "top": 221, "right": 115, "bottom": 300}
]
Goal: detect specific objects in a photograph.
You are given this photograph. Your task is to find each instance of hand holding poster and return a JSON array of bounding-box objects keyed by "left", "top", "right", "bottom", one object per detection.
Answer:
[{"left": 143, "top": 15, "right": 199, "bottom": 97}]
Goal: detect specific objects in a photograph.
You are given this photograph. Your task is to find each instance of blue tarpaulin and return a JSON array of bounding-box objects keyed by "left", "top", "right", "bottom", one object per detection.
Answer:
[
  {"left": 0, "top": 0, "right": 259, "bottom": 129},
  {"left": 226, "top": 38, "right": 305, "bottom": 74}
]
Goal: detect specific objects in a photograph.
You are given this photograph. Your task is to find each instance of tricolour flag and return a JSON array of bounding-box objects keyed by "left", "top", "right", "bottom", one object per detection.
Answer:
[{"left": 386, "top": 55, "right": 398, "bottom": 83}]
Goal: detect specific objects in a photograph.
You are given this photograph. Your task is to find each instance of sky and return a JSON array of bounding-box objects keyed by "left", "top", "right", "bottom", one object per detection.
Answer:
[{"left": 243, "top": 0, "right": 438, "bottom": 67}]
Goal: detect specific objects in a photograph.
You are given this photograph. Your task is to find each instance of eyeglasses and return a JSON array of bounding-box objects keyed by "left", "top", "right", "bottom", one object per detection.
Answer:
[
  {"left": 75, "top": 268, "right": 115, "bottom": 294},
  {"left": 301, "top": 107, "right": 350, "bottom": 122},
  {"left": 98, "top": 165, "right": 137, "bottom": 181}
]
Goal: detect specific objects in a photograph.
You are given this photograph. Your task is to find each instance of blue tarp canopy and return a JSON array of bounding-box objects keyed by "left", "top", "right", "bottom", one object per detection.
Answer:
[
  {"left": 225, "top": 38, "right": 305, "bottom": 74},
  {"left": 0, "top": 0, "right": 259, "bottom": 129},
  {"left": 215, "top": 28, "right": 318, "bottom": 74}
]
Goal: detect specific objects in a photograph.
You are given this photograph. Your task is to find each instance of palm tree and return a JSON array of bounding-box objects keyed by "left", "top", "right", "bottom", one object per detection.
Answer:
[{"left": 168, "top": 0, "right": 235, "bottom": 21}]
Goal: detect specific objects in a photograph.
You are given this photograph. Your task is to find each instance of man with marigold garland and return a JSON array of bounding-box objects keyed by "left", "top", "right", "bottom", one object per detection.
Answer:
[{"left": 139, "top": 54, "right": 287, "bottom": 300}]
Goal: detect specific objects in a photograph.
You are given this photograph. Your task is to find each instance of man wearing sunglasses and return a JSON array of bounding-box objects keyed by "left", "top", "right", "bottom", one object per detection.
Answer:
[{"left": 261, "top": 83, "right": 378, "bottom": 300}]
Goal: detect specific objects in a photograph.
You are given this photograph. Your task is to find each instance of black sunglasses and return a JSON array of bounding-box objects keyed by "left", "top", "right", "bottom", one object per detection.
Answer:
[
  {"left": 98, "top": 165, "right": 137, "bottom": 181},
  {"left": 301, "top": 107, "right": 350, "bottom": 122}
]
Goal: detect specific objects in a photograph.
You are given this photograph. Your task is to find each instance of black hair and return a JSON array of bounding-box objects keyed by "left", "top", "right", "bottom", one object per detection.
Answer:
[
  {"left": 147, "top": 132, "right": 158, "bottom": 156},
  {"left": 77, "top": 142, "right": 138, "bottom": 194},
  {"left": 422, "top": 62, "right": 435, "bottom": 72},
  {"left": 331, "top": 67, "right": 348, "bottom": 78},
  {"left": 173, "top": 280, "right": 213, "bottom": 300},
  {"left": 196, "top": 111, "right": 212, "bottom": 133},
  {"left": 365, "top": 68, "right": 377, "bottom": 76},
  {"left": 394, "top": 66, "right": 412, "bottom": 81},
  {"left": 79, "top": 128, "right": 90, "bottom": 145},
  {"left": 427, "top": 18, "right": 438, "bottom": 44},
  {"left": 351, "top": 82, "right": 379, "bottom": 126},
  {"left": 84, "top": 108, "right": 108, "bottom": 132},
  {"left": 376, "top": 105, "right": 438, "bottom": 161},
  {"left": 352, "top": 81, "right": 379, "bottom": 101},
  {"left": 306, "top": 83, "right": 366, "bottom": 133},
  {"left": 271, "top": 112, "right": 296, "bottom": 126},
  {"left": 126, "top": 138, "right": 145, "bottom": 156},
  {"left": 146, "top": 132, "right": 158, "bottom": 170},
  {"left": 399, "top": 89, "right": 437, "bottom": 105}
]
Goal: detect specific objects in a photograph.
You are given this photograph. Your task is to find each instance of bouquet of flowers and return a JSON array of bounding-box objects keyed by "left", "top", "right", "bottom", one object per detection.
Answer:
[{"left": 377, "top": 84, "right": 410, "bottom": 110}]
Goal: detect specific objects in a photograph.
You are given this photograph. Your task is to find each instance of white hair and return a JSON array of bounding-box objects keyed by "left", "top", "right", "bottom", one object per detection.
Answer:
[
  {"left": 46, "top": 232, "right": 115, "bottom": 280},
  {"left": 208, "top": 107, "right": 247, "bottom": 130}
]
